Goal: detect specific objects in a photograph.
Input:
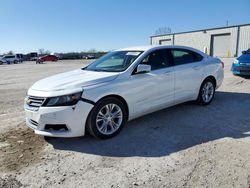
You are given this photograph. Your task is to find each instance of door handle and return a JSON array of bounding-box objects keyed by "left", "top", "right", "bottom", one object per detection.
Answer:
[
  {"left": 164, "top": 71, "right": 172, "bottom": 74},
  {"left": 193, "top": 66, "right": 200, "bottom": 70}
]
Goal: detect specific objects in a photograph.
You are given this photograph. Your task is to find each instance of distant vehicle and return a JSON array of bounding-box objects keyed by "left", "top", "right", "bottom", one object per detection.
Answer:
[
  {"left": 36, "top": 55, "right": 59, "bottom": 64},
  {"left": 16, "top": 54, "right": 24, "bottom": 63},
  {"left": 24, "top": 45, "right": 224, "bottom": 139},
  {"left": 29, "top": 52, "right": 38, "bottom": 61},
  {"left": 0, "top": 56, "right": 4, "bottom": 64},
  {"left": 231, "top": 49, "right": 250, "bottom": 76},
  {"left": 0, "top": 55, "right": 21, "bottom": 64},
  {"left": 83, "top": 55, "right": 95, "bottom": 59}
]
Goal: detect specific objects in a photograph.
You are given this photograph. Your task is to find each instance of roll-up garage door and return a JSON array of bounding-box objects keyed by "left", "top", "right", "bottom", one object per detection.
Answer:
[{"left": 211, "top": 33, "right": 231, "bottom": 57}]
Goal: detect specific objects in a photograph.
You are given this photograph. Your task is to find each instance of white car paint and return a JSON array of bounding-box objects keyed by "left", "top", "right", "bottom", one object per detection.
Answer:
[{"left": 24, "top": 45, "right": 224, "bottom": 137}]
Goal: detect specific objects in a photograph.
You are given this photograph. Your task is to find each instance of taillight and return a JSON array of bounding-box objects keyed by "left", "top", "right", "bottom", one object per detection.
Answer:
[{"left": 221, "top": 61, "right": 224, "bottom": 69}]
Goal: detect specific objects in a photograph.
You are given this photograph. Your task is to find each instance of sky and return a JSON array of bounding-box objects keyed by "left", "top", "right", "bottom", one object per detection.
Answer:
[{"left": 0, "top": 0, "right": 250, "bottom": 54}]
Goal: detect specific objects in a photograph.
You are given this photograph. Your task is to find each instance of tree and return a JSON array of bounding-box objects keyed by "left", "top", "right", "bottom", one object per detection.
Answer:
[
  {"left": 38, "top": 48, "right": 51, "bottom": 55},
  {"left": 45, "top": 50, "right": 51, "bottom": 55},
  {"left": 155, "top": 27, "right": 171, "bottom": 35},
  {"left": 88, "top": 48, "right": 97, "bottom": 53},
  {"left": 6, "top": 51, "right": 14, "bottom": 55},
  {"left": 38, "top": 48, "right": 45, "bottom": 55}
]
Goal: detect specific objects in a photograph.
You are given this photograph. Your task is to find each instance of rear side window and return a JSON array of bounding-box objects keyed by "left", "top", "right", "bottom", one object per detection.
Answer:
[
  {"left": 193, "top": 52, "right": 203, "bottom": 61},
  {"left": 171, "top": 49, "right": 203, "bottom": 66},
  {"left": 141, "top": 49, "right": 172, "bottom": 70}
]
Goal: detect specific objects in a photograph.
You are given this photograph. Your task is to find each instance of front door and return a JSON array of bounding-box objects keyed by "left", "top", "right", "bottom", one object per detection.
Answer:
[{"left": 129, "top": 49, "right": 175, "bottom": 117}]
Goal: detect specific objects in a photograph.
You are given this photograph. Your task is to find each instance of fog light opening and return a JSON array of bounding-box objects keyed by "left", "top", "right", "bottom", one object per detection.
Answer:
[{"left": 44, "top": 124, "right": 68, "bottom": 131}]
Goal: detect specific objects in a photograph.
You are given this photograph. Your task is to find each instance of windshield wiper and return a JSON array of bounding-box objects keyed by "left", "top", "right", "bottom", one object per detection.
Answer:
[
  {"left": 82, "top": 68, "right": 119, "bottom": 72},
  {"left": 81, "top": 66, "right": 88, "bottom": 70},
  {"left": 83, "top": 68, "right": 103, "bottom": 72}
]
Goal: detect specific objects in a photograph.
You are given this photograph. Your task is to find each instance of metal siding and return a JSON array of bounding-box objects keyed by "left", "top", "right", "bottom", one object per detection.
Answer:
[
  {"left": 238, "top": 25, "right": 250, "bottom": 55},
  {"left": 151, "top": 35, "right": 173, "bottom": 45},
  {"left": 174, "top": 31, "right": 209, "bottom": 53},
  {"left": 151, "top": 26, "right": 241, "bottom": 57},
  {"left": 159, "top": 39, "right": 172, "bottom": 45}
]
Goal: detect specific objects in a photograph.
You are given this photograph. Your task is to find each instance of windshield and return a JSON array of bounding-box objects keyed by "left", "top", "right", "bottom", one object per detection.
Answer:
[{"left": 85, "top": 51, "right": 143, "bottom": 72}]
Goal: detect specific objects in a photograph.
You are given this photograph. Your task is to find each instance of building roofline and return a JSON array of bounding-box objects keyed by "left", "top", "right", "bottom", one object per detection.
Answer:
[{"left": 150, "top": 23, "right": 250, "bottom": 38}]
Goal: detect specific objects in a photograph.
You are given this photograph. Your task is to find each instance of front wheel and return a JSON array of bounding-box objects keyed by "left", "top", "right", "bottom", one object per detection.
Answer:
[
  {"left": 197, "top": 78, "right": 215, "bottom": 105},
  {"left": 86, "top": 97, "right": 127, "bottom": 139}
]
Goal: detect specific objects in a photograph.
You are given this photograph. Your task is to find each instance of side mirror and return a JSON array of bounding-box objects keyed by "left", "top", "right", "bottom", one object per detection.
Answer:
[
  {"left": 136, "top": 64, "right": 151, "bottom": 74},
  {"left": 242, "top": 51, "right": 246, "bottom": 54}
]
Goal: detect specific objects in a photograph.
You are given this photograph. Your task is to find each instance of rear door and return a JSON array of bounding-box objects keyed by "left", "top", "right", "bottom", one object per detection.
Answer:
[{"left": 171, "top": 49, "right": 204, "bottom": 104}]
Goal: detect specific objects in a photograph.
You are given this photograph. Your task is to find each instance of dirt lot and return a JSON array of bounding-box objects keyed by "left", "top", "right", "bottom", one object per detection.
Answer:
[{"left": 0, "top": 59, "right": 250, "bottom": 188}]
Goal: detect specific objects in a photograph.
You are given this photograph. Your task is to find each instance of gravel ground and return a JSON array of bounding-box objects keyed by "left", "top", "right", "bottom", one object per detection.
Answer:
[{"left": 0, "top": 58, "right": 250, "bottom": 188}]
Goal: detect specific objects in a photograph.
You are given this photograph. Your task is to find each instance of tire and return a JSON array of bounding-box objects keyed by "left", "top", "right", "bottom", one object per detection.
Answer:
[
  {"left": 0, "top": 61, "right": 3, "bottom": 65},
  {"left": 86, "top": 97, "right": 127, "bottom": 139},
  {"left": 197, "top": 78, "right": 215, "bottom": 105},
  {"left": 14, "top": 60, "right": 18, "bottom": 64}
]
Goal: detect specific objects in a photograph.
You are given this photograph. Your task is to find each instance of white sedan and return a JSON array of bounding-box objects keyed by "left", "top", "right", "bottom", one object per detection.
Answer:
[{"left": 24, "top": 45, "right": 224, "bottom": 139}]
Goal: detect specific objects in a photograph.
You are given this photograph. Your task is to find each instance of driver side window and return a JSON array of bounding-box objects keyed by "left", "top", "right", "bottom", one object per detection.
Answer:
[{"left": 141, "top": 49, "right": 171, "bottom": 70}]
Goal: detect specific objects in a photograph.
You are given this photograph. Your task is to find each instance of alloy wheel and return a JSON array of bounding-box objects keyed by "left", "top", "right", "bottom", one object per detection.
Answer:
[
  {"left": 202, "top": 81, "right": 214, "bottom": 103},
  {"left": 96, "top": 103, "right": 123, "bottom": 135}
]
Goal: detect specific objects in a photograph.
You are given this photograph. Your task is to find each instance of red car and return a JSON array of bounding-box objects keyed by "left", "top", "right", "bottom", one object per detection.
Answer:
[{"left": 36, "top": 55, "right": 59, "bottom": 63}]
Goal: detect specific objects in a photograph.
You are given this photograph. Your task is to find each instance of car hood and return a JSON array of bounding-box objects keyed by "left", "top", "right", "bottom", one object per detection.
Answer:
[
  {"left": 31, "top": 69, "right": 119, "bottom": 92},
  {"left": 238, "top": 54, "right": 250, "bottom": 62}
]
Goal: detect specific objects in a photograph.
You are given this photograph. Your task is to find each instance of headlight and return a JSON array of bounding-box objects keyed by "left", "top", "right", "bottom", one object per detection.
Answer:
[
  {"left": 43, "top": 92, "right": 82, "bottom": 107},
  {"left": 233, "top": 59, "right": 239, "bottom": 64}
]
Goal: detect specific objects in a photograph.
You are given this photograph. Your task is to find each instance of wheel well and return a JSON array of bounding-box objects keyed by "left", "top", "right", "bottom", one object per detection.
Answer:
[
  {"left": 204, "top": 76, "right": 216, "bottom": 87},
  {"left": 97, "top": 95, "right": 129, "bottom": 120}
]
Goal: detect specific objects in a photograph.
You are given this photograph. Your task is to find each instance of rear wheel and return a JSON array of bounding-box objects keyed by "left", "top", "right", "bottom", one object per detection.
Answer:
[
  {"left": 197, "top": 78, "right": 215, "bottom": 105},
  {"left": 86, "top": 97, "right": 127, "bottom": 139}
]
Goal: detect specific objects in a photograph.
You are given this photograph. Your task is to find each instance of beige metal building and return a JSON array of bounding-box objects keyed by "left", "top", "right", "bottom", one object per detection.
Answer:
[{"left": 150, "top": 24, "right": 250, "bottom": 57}]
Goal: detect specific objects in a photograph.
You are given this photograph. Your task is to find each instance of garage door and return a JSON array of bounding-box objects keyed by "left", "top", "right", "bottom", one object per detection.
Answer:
[
  {"left": 211, "top": 33, "right": 231, "bottom": 57},
  {"left": 159, "top": 39, "right": 172, "bottom": 45}
]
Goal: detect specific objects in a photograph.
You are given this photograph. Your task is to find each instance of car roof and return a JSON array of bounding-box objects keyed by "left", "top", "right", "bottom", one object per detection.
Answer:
[
  {"left": 4, "top": 55, "right": 15, "bottom": 57},
  {"left": 116, "top": 45, "right": 203, "bottom": 52}
]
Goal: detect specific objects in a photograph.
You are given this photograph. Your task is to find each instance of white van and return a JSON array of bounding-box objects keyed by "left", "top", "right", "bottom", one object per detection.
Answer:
[{"left": 0, "top": 55, "right": 21, "bottom": 64}]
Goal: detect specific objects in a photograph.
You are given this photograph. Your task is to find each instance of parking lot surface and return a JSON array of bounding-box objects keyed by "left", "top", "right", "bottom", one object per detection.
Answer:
[{"left": 0, "top": 59, "right": 250, "bottom": 188}]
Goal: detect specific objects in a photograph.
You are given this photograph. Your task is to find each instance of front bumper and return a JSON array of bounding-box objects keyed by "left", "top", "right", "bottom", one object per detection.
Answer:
[
  {"left": 25, "top": 101, "right": 94, "bottom": 137},
  {"left": 231, "top": 63, "right": 250, "bottom": 76}
]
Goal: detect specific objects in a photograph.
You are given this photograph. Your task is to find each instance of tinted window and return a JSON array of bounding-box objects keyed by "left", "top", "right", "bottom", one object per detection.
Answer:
[
  {"left": 171, "top": 49, "right": 203, "bottom": 66},
  {"left": 193, "top": 51, "right": 203, "bottom": 61},
  {"left": 141, "top": 49, "right": 171, "bottom": 70}
]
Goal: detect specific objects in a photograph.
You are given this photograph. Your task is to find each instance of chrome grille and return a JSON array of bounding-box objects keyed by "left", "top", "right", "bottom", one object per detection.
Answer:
[
  {"left": 27, "top": 96, "right": 45, "bottom": 107},
  {"left": 240, "top": 67, "right": 250, "bottom": 73},
  {"left": 25, "top": 96, "right": 46, "bottom": 111}
]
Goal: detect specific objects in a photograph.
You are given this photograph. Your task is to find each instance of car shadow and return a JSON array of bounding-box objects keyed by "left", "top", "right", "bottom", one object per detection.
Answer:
[
  {"left": 233, "top": 74, "right": 250, "bottom": 79},
  {"left": 239, "top": 75, "right": 250, "bottom": 79},
  {"left": 48, "top": 91, "right": 250, "bottom": 157}
]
